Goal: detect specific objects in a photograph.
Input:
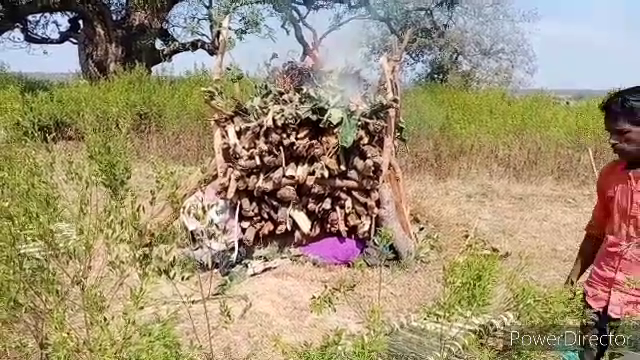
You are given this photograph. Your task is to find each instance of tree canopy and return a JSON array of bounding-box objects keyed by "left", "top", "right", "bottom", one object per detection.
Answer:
[
  {"left": 362, "top": 0, "right": 537, "bottom": 87},
  {"left": 0, "top": 0, "right": 538, "bottom": 87},
  {"left": 0, "top": 0, "right": 270, "bottom": 79}
]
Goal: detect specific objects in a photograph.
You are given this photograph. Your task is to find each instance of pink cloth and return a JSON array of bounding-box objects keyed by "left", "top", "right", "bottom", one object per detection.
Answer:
[
  {"left": 299, "top": 236, "right": 365, "bottom": 265},
  {"left": 584, "top": 159, "right": 640, "bottom": 318}
]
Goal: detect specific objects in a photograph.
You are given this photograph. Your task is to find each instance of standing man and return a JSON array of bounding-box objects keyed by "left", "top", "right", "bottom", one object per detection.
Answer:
[{"left": 566, "top": 86, "right": 640, "bottom": 360}]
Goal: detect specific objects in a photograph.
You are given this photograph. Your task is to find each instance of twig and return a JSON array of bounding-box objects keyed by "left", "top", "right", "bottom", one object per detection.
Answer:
[
  {"left": 379, "top": 28, "right": 415, "bottom": 181},
  {"left": 375, "top": 30, "right": 417, "bottom": 260},
  {"left": 232, "top": 203, "right": 240, "bottom": 263},
  {"left": 316, "top": 14, "right": 370, "bottom": 46},
  {"left": 195, "top": 269, "right": 215, "bottom": 356},
  {"left": 390, "top": 157, "right": 412, "bottom": 238},
  {"left": 169, "top": 280, "right": 203, "bottom": 346},
  {"left": 587, "top": 147, "right": 598, "bottom": 180},
  {"left": 379, "top": 55, "right": 396, "bottom": 181}
]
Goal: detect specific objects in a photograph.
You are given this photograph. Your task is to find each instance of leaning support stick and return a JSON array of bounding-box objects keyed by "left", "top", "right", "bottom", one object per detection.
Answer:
[{"left": 376, "top": 29, "right": 417, "bottom": 261}]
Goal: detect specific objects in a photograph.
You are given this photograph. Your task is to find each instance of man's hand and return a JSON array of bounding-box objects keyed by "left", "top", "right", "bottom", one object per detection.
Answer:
[
  {"left": 564, "top": 233, "right": 603, "bottom": 289},
  {"left": 564, "top": 277, "right": 575, "bottom": 289}
]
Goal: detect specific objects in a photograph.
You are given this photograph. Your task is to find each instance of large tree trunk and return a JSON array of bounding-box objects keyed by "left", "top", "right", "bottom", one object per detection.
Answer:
[
  {"left": 76, "top": 16, "right": 160, "bottom": 81},
  {"left": 72, "top": 6, "right": 219, "bottom": 81},
  {"left": 77, "top": 19, "right": 126, "bottom": 81},
  {"left": 4, "top": 2, "right": 220, "bottom": 82}
]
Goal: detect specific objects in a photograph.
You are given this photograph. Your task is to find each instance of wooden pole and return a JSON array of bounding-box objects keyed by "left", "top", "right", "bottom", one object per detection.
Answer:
[
  {"left": 376, "top": 30, "right": 417, "bottom": 261},
  {"left": 213, "top": 14, "right": 231, "bottom": 81}
]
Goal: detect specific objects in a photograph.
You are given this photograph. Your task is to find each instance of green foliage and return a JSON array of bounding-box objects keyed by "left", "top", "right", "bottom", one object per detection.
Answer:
[
  {"left": 426, "top": 247, "right": 503, "bottom": 319},
  {"left": 86, "top": 128, "right": 132, "bottom": 201},
  {"left": 0, "top": 69, "right": 53, "bottom": 95},
  {"left": 0, "top": 127, "right": 194, "bottom": 359},
  {"left": 309, "top": 278, "right": 357, "bottom": 315},
  {"left": 507, "top": 277, "right": 584, "bottom": 327},
  {"left": 0, "top": 67, "right": 256, "bottom": 143},
  {"left": 402, "top": 85, "right": 611, "bottom": 182},
  {"left": 362, "top": 0, "right": 536, "bottom": 87},
  {"left": 403, "top": 85, "right": 604, "bottom": 145}
]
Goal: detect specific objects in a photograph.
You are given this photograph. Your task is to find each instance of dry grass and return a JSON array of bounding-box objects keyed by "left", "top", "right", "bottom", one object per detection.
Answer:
[
  {"left": 144, "top": 260, "right": 443, "bottom": 359},
  {"left": 407, "top": 174, "right": 595, "bottom": 284}
]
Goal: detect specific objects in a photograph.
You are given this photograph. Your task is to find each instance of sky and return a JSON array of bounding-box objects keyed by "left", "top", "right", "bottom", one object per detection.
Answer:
[{"left": 0, "top": 0, "right": 638, "bottom": 90}]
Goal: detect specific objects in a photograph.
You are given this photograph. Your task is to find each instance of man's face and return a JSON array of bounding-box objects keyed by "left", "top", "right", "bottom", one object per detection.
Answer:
[{"left": 605, "top": 115, "right": 640, "bottom": 162}]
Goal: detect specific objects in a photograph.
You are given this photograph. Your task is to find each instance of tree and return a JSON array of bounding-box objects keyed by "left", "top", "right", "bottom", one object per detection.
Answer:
[
  {"left": 260, "top": 0, "right": 367, "bottom": 68},
  {"left": 261, "top": 0, "right": 462, "bottom": 80},
  {"left": 362, "top": 0, "right": 538, "bottom": 88},
  {"left": 0, "top": 0, "right": 269, "bottom": 80}
]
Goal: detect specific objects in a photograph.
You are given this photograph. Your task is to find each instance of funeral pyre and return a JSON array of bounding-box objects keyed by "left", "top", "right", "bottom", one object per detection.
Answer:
[{"left": 204, "top": 65, "right": 402, "bottom": 246}]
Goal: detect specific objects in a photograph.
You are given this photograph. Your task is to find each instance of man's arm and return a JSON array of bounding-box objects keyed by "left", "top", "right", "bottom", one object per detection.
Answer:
[
  {"left": 564, "top": 232, "right": 604, "bottom": 287},
  {"left": 565, "top": 161, "right": 614, "bottom": 288}
]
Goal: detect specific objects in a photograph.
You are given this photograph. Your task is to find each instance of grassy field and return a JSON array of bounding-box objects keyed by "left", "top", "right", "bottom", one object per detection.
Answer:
[
  {"left": 0, "top": 69, "right": 620, "bottom": 359},
  {"left": 0, "top": 68, "right": 614, "bottom": 180}
]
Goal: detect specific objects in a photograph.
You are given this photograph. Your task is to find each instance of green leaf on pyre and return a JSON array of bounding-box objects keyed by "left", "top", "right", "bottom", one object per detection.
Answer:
[
  {"left": 325, "top": 108, "right": 346, "bottom": 126},
  {"left": 339, "top": 115, "right": 358, "bottom": 148},
  {"left": 397, "top": 120, "right": 408, "bottom": 143}
]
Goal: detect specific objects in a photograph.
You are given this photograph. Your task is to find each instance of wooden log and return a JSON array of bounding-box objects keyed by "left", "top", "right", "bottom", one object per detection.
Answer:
[
  {"left": 290, "top": 208, "right": 312, "bottom": 234},
  {"left": 378, "top": 182, "right": 414, "bottom": 261},
  {"left": 390, "top": 157, "right": 412, "bottom": 238},
  {"left": 374, "top": 37, "right": 416, "bottom": 261}
]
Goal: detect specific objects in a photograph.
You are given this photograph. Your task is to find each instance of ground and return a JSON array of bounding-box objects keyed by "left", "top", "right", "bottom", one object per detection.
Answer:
[{"left": 144, "top": 173, "right": 597, "bottom": 359}]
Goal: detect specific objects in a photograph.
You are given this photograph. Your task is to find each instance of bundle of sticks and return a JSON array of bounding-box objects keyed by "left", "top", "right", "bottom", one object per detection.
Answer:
[{"left": 204, "top": 74, "right": 398, "bottom": 246}]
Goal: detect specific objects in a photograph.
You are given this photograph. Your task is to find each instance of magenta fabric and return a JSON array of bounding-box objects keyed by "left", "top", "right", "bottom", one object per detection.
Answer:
[{"left": 299, "top": 236, "right": 365, "bottom": 265}]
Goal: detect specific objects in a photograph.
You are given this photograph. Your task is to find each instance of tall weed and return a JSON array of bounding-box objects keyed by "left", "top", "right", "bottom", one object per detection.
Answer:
[{"left": 0, "top": 134, "right": 193, "bottom": 359}]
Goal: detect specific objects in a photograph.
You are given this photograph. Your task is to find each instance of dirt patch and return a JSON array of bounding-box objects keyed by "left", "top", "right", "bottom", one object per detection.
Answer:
[
  {"left": 407, "top": 175, "right": 595, "bottom": 285},
  {"left": 148, "top": 260, "right": 442, "bottom": 359},
  {"left": 138, "top": 174, "right": 596, "bottom": 358}
]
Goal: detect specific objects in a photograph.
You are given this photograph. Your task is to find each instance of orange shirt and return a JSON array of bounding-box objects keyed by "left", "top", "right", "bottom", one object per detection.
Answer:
[{"left": 584, "top": 159, "right": 640, "bottom": 319}]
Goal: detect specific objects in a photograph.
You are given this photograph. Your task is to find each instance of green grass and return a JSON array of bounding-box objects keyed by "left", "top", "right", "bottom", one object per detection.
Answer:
[
  {"left": 402, "top": 85, "right": 613, "bottom": 182},
  {"left": 0, "top": 68, "right": 616, "bottom": 182},
  {"left": 0, "top": 137, "right": 201, "bottom": 358}
]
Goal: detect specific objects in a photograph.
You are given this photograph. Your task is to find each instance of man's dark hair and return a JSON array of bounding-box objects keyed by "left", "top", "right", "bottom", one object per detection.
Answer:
[{"left": 600, "top": 86, "right": 640, "bottom": 125}]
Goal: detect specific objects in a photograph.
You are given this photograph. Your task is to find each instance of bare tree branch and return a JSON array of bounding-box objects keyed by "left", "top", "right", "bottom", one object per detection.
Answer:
[
  {"left": 317, "top": 14, "right": 367, "bottom": 44},
  {"left": 276, "top": 0, "right": 369, "bottom": 65},
  {"left": 1, "top": 0, "right": 82, "bottom": 36},
  {"left": 162, "top": 38, "right": 218, "bottom": 57},
  {"left": 17, "top": 14, "right": 81, "bottom": 45},
  {"left": 290, "top": 6, "right": 317, "bottom": 45},
  {"left": 360, "top": 0, "right": 399, "bottom": 37},
  {"left": 157, "top": 24, "right": 219, "bottom": 59},
  {"left": 280, "top": 6, "right": 312, "bottom": 61}
]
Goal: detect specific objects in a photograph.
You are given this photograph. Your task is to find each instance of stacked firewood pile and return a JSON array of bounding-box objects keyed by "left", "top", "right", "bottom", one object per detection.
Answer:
[
  {"left": 138, "top": 19, "right": 415, "bottom": 260},
  {"left": 203, "top": 64, "right": 401, "bottom": 246}
]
